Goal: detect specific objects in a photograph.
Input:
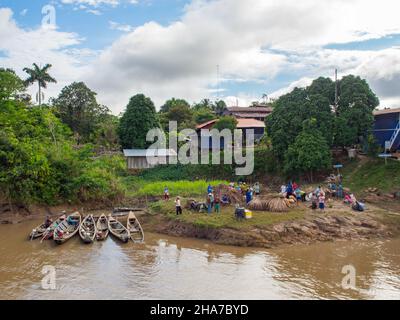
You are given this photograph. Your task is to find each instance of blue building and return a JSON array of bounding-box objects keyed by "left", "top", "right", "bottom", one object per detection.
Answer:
[{"left": 373, "top": 108, "right": 400, "bottom": 152}]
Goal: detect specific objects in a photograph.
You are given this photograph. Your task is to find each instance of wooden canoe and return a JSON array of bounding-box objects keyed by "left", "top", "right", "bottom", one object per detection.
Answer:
[
  {"left": 79, "top": 214, "right": 97, "bottom": 244},
  {"left": 29, "top": 214, "right": 63, "bottom": 241},
  {"left": 53, "top": 212, "right": 81, "bottom": 245},
  {"left": 95, "top": 214, "right": 109, "bottom": 241},
  {"left": 29, "top": 222, "right": 49, "bottom": 240},
  {"left": 108, "top": 215, "right": 130, "bottom": 243},
  {"left": 127, "top": 211, "right": 144, "bottom": 243}
]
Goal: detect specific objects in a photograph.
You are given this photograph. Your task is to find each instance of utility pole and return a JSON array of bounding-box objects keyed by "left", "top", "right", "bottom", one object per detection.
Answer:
[{"left": 216, "top": 64, "right": 220, "bottom": 100}]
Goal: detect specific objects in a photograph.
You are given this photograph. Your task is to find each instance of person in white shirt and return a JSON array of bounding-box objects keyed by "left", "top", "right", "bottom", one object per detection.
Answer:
[{"left": 175, "top": 197, "right": 182, "bottom": 215}]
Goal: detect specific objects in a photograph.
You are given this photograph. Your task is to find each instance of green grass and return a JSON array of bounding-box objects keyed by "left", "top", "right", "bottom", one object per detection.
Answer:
[
  {"left": 149, "top": 199, "right": 305, "bottom": 230},
  {"left": 122, "top": 178, "right": 228, "bottom": 197},
  {"left": 342, "top": 158, "right": 400, "bottom": 195}
]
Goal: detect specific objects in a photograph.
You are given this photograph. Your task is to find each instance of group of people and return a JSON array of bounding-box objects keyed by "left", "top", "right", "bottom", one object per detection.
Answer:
[
  {"left": 230, "top": 181, "right": 261, "bottom": 205},
  {"left": 165, "top": 181, "right": 261, "bottom": 216},
  {"left": 280, "top": 181, "right": 306, "bottom": 202},
  {"left": 281, "top": 182, "right": 326, "bottom": 211}
]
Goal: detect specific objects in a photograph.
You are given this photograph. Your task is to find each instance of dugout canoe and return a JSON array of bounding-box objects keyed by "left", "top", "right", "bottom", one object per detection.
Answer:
[
  {"left": 108, "top": 215, "right": 130, "bottom": 243},
  {"left": 127, "top": 211, "right": 144, "bottom": 243},
  {"left": 53, "top": 212, "right": 81, "bottom": 245}
]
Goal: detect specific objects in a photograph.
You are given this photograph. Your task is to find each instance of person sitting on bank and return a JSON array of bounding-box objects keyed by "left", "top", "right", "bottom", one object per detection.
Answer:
[{"left": 221, "top": 194, "right": 230, "bottom": 205}]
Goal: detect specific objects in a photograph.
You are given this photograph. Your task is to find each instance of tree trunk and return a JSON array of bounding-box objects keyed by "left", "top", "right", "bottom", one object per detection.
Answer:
[{"left": 38, "top": 82, "right": 42, "bottom": 106}]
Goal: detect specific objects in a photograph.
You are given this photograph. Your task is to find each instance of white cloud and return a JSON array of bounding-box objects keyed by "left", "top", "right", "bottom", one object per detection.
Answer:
[
  {"left": 0, "top": 8, "right": 94, "bottom": 102},
  {"left": 19, "top": 9, "right": 28, "bottom": 16},
  {"left": 109, "top": 21, "right": 134, "bottom": 32},
  {"left": 61, "top": 0, "right": 120, "bottom": 7},
  {"left": 86, "top": 9, "right": 102, "bottom": 15},
  {"left": 83, "top": 0, "right": 400, "bottom": 112},
  {"left": 3, "top": 0, "right": 400, "bottom": 113}
]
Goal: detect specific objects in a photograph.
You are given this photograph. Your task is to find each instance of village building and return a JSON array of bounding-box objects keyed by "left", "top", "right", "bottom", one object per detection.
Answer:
[
  {"left": 373, "top": 108, "right": 400, "bottom": 153},
  {"left": 196, "top": 118, "right": 266, "bottom": 150},
  {"left": 123, "top": 149, "right": 178, "bottom": 169},
  {"left": 222, "top": 106, "right": 273, "bottom": 122}
]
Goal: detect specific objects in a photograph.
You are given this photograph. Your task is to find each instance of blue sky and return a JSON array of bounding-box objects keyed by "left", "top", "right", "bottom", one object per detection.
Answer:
[{"left": 1, "top": 0, "right": 400, "bottom": 113}]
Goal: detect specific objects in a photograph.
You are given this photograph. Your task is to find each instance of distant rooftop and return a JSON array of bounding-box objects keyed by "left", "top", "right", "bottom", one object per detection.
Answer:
[
  {"left": 373, "top": 108, "right": 400, "bottom": 116},
  {"left": 196, "top": 118, "right": 265, "bottom": 130},
  {"left": 227, "top": 106, "right": 273, "bottom": 113},
  {"left": 236, "top": 118, "right": 265, "bottom": 128},
  {"left": 123, "top": 149, "right": 177, "bottom": 157}
]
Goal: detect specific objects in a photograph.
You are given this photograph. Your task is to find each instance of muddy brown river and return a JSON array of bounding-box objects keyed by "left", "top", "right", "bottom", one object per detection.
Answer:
[{"left": 0, "top": 219, "right": 399, "bottom": 299}]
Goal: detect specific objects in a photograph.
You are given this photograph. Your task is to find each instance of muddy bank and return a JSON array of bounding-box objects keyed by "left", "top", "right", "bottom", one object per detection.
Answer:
[{"left": 141, "top": 212, "right": 399, "bottom": 248}]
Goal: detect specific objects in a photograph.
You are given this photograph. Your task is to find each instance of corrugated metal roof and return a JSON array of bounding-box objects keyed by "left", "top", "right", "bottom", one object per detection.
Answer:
[
  {"left": 196, "top": 118, "right": 265, "bottom": 130},
  {"left": 232, "top": 112, "right": 269, "bottom": 118},
  {"left": 373, "top": 108, "right": 400, "bottom": 116},
  {"left": 123, "top": 149, "right": 177, "bottom": 157},
  {"left": 237, "top": 118, "right": 266, "bottom": 128},
  {"left": 227, "top": 106, "right": 273, "bottom": 113},
  {"left": 196, "top": 119, "right": 218, "bottom": 129}
]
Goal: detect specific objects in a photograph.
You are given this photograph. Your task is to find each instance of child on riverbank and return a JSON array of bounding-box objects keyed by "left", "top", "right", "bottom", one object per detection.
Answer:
[
  {"left": 214, "top": 195, "right": 221, "bottom": 214},
  {"left": 164, "top": 187, "right": 169, "bottom": 201}
]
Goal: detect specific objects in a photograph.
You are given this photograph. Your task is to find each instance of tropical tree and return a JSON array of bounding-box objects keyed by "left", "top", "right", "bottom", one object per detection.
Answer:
[
  {"left": 212, "top": 100, "right": 228, "bottom": 116},
  {"left": 334, "top": 75, "right": 379, "bottom": 146},
  {"left": 0, "top": 68, "right": 26, "bottom": 101},
  {"left": 213, "top": 116, "right": 237, "bottom": 131},
  {"left": 160, "top": 98, "right": 190, "bottom": 114},
  {"left": 266, "top": 87, "right": 333, "bottom": 159},
  {"left": 194, "top": 107, "right": 216, "bottom": 124},
  {"left": 192, "top": 98, "right": 213, "bottom": 111},
  {"left": 284, "top": 119, "right": 331, "bottom": 182},
  {"left": 52, "top": 82, "right": 109, "bottom": 144},
  {"left": 23, "top": 63, "right": 57, "bottom": 106},
  {"left": 118, "top": 94, "right": 160, "bottom": 149}
]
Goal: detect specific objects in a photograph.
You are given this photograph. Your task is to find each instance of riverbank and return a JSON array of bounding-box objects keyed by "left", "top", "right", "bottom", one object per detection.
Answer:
[
  {"left": 140, "top": 198, "right": 400, "bottom": 248},
  {"left": 2, "top": 190, "right": 400, "bottom": 249}
]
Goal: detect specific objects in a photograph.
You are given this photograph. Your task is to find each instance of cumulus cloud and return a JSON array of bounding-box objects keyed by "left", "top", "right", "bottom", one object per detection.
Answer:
[
  {"left": 109, "top": 21, "right": 134, "bottom": 32},
  {"left": 2, "top": 0, "right": 400, "bottom": 112},
  {"left": 84, "top": 0, "right": 400, "bottom": 111},
  {"left": 0, "top": 8, "right": 93, "bottom": 102}
]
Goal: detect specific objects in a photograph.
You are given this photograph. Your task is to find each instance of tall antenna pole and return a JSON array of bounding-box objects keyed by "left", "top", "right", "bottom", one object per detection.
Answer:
[
  {"left": 334, "top": 68, "right": 338, "bottom": 114},
  {"left": 216, "top": 64, "right": 220, "bottom": 100}
]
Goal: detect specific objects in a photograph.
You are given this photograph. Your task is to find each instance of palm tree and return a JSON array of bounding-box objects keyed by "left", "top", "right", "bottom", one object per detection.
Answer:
[{"left": 23, "top": 63, "right": 57, "bottom": 106}]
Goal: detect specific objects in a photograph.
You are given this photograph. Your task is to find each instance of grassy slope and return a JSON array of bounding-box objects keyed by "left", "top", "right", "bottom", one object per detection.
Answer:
[
  {"left": 342, "top": 158, "right": 400, "bottom": 196},
  {"left": 122, "top": 178, "right": 228, "bottom": 197},
  {"left": 149, "top": 199, "right": 305, "bottom": 230}
]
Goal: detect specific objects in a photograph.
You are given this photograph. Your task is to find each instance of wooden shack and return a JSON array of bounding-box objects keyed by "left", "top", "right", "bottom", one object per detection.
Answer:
[{"left": 123, "top": 149, "right": 178, "bottom": 169}]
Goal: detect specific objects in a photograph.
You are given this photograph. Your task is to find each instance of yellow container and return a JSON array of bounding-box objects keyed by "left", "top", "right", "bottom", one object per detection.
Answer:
[{"left": 245, "top": 210, "right": 253, "bottom": 219}]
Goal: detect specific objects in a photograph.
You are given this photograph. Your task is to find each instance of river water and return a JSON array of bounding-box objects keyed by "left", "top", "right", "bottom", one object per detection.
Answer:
[{"left": 0, "top": 219, "right": 399, "bottom": 300}]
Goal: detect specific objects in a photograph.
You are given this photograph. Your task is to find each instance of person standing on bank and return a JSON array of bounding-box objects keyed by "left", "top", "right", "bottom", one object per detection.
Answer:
[{"left": 175, "top": 197, "right": 182, "bottom": 215}]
